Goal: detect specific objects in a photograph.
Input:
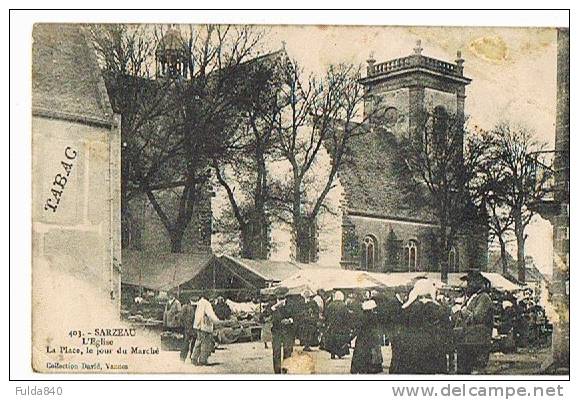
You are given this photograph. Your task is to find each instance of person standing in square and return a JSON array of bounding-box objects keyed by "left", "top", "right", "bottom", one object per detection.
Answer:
[
  {"left": 268, "top": 287, "right": 296, "bottom": 374},
  {"left": 179, "top": 296, "right": 197, "bottom": 362},
  {"left": 191, "top": 292, "right": 221, "bottom": 366}
]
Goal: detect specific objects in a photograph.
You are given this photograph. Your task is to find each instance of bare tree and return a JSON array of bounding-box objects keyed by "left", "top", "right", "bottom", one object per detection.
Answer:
[
  {"left": 91, "top": 24, "right": 266, "bottom": 252},
  {"left": 211, "top": 52, "right": 284, "bottom": 259},
  {"left": 401, "top": 108, "right": 485, "bottom": 282},
  {"left": 212, "top": 108, "right": 275, "bottom": 259},
  {"left": 269, "top": 62, "right": 378, "bottom": 263},
  {"left": 486, "top": 189, "right": 515, "bottom": 276},
  {"left": 89, "top": 24, "right": 179, "bottom": 248},
  {"left": 490, "top": 123, "right": 551, "bottom": 282},
  {"left": 145, "top": 25, "right": 266, "bottom": 253},
  {"left": 469, "top": 129, "right": 514, "bottom": 276}
]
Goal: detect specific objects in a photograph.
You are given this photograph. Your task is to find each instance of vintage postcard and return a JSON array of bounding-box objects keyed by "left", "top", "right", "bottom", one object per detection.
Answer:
[{"left": 30, "top": 21, "right": 569, "bottom": 375}]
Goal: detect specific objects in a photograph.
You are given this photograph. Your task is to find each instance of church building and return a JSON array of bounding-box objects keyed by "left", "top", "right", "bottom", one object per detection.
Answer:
[
  {"left": 120, "top": 28, "right": 488, "bottom": 276},
  {"left": 336, "top": 41, "right": 487, "bottom": 273}
]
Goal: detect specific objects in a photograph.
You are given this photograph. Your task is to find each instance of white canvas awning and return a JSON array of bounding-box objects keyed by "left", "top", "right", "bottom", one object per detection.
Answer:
[
  {"left": 261, "top": 268, "right": 386, "bottom": 295},
  {"left": 261, "top": 269, "right": 522, "bottom": 295}
]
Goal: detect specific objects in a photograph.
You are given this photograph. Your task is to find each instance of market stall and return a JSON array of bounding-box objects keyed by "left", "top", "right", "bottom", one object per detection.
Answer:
[
  {"left": 260, "top": 270, "right": 521, "bottom": 295},
  {"left": 260, "top": 268, "right": 388, "bottom": 295}
]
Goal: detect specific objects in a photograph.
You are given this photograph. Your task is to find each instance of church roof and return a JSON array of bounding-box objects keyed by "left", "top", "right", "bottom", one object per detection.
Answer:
[
  {"left": 339, "top": 128, "right": 436, "bottom": 223},
  {"left": 32, "top": 24, "right": 114, "bottom": 126},
  {"left": 101, "top": 47, "right": 287, "bottom": 116}
]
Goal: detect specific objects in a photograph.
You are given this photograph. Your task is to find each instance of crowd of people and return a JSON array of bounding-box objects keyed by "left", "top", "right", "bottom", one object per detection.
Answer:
[
  {"left": 493, "top": 288, "right": 552, "bottom": 351},
  {"left": 256, "top": 269, "right": 497, "bottom": 374},
  {"left": 161, "top": 270, "right": 501, "bottom": 374}
]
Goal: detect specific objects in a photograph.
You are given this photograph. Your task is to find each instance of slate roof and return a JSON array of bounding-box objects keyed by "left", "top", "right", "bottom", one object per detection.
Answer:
[
  {"left": 32, "top": 24, "right": 114, "bottom": 126},
  {"left": 122, "top": 250, "right": 215, "bottom": 291},
  {"left": 339, "top": 128, "right": 436, "bottom": 223}
]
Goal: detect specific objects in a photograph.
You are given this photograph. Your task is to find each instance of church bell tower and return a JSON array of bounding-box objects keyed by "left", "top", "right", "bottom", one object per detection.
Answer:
[
  {"left": 359, "top": 40, "right": 471, "bottom": 140},
  {"left": 155, "top": 25, "right": 189, "bottom": 80}
]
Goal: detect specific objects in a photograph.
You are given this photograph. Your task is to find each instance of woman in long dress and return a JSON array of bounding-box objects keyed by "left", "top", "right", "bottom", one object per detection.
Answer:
[
  {"left": 390, "top": 279, "right": 452, "bottom": 374},
  {"left": 298, "top": 290, "right": 320, "bottom": 351},
  {"left": 350, "top": 299, "right": 384, "bottom": 374},
  {"left": 323, "top": 291, "right": 352, "bottom": 359}
]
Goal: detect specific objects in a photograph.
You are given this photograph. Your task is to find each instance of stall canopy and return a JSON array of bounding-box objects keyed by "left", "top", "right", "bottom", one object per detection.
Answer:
[
  {"left": 219, "top": 256, "right": 302, "bottom": 285},
  {"left": 122, "top": 252, "right": 342, "bottom": 293},
  {"left": 261, "top": 269, "right": 522, "bottom": 295},
  {"left": 219, "top": 255, "right": 339, "bottom": 288},
  {"left": 261, "top": 268, "right": 388, "bottom": 295},
  {"left": 122, "top": 249, "right": 521, "bottom": 294},
  {"left": 122, "top": 250, "right": 216, "bottom": 292},
  {"left": 472, "top": 272, "right": 522, "bottom": 292},
  {"left": 375, "top": 272, "right": 522, "bottom": 292}
]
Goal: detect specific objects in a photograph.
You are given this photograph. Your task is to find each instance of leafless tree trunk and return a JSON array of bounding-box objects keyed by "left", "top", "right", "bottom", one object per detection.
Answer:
[
  {"left": 211, "top": 55, "right": 281, "bottom": 259},
  {"left": 270, "top": 62, "right": 382, "bottom": 263},
  {"left": 89, "top": 24, "right": 176, "bottom": 248},
  {"left": 402, "top": 109, "right": 484, "bottom": 282},
  {"left": 491, "top": 123, "right": 550, "bottom": 282}
]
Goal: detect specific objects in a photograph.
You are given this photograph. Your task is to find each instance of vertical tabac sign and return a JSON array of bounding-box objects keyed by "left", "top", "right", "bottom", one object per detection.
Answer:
[
  {"left": 42, "top": 145, "right": 78, "bottom": 214},
  {"left": 35, "top": 140, "right": 81, "bottom": 224}
]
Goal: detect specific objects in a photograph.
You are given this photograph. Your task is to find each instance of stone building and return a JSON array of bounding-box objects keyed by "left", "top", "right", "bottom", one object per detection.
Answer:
[
  {"left": 528, "top": 28, "right": 569, "bottom": 373},
  {"left": 549, "top": 28, "right": 570, "bottom": 371},
  {"left": 31, "top": 24, "right": 122, "bottom": 306},
  {"left": 337, "top": 42, "right": 487, "bottom": 273},
  {"left": 125, "top": 190, "right": 213, "bottom": 254}
]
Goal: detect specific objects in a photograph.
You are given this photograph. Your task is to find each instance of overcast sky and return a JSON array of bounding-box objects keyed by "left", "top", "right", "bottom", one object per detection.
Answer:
[{"left": 260, "top": 25, "right": 558, "bottom": 274}]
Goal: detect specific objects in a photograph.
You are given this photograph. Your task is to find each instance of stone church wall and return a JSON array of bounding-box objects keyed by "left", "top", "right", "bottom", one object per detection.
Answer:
[
  {"left": 424, "top": 87, "right": 458, "bottom": 114},
  {"left": 341, "top": 213, "right": 438, "bottom": 272},
  {"left": 341, "top": 212, "right": 487, "bottom": 273},
  {"left": 126, "top": 189, "right": 213, "bottom": 254}
]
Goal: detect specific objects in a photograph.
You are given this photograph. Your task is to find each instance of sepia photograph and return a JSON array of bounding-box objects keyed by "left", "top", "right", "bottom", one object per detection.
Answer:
[{"left": 27, "top": 16, "right": 569, "bottom": 376}]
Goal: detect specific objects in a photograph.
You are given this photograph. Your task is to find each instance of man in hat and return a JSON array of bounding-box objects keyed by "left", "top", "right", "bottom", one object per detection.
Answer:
[
  {"left": 268, "top": 287, "right": 297, "bottom": 374},
  {"left": 455, "top": 270, "right": 494, "bottom": 374}
]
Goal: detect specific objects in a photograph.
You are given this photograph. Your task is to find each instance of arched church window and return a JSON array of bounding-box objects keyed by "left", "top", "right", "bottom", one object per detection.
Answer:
[
  {"left": 404, "top": 240, "right": 419, "bottom": 271},
  {"left": 448, "top": 246, "right": 458, "bottom": 272},
  {"left": 362, "top": 235, "right": 377, "bottom": 270}
]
